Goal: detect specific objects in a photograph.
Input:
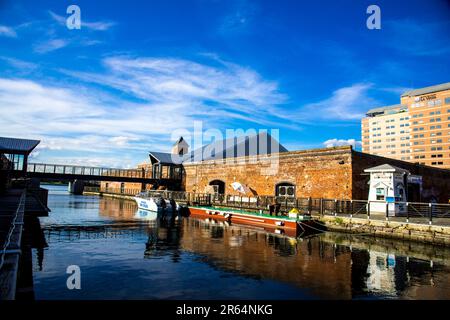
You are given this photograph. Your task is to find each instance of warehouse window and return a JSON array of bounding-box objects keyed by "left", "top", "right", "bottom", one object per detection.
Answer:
[{"left": 276, "top": 182, "right": 296, "bottom": 198}]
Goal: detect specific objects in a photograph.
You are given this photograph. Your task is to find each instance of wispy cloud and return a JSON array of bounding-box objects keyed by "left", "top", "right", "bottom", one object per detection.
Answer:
[
  {"left": 292, "top": 83, "right": 379, "bottom": 122},
  {"left": 0, "top": 25, "right": 17, "bottom": 38},
  {"left": 60, "top": 55, "right": 287, "bottom": 125},
  {"left": 0, "top": 55, "right": 287, "bottom": 166},
  {"left": 49, "top": 11, "right": 116, "bottom": 31},
  {"left": 379, "top": 86, "right": 413, "bottom": 96},
  {"left": 34, "top": 38, "right": 69, "bottom": 53},
  {"left": 0, "top": 56, "right": 38, "bottom": 72}
]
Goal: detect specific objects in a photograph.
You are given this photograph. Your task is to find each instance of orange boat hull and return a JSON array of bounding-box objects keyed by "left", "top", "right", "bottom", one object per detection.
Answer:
[{"left": 188, "top": 206, "right": 300, "bottom": 237}]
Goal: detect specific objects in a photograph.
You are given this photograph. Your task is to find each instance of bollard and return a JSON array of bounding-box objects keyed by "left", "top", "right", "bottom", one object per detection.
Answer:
[
  {"left": 385, "top": 202, "right": 389, "bottom": 221},
  {"left": 429, "top": 203, "right": 433, "bottom": 225},
  {"left": 406, "top": 202, "right": 409, "bottom": 223},
  {"left": 350, "top": 200, "right": 353, "bottom": 218},
  {"left": 367, "top": 201, "right": 370, "bottom": 220},
  {"left": 334, "top": 199, "right": 338, "bottom": 216}
]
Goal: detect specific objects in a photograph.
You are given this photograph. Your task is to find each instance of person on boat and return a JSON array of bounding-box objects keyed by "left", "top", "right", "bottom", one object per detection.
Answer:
[
  {"left": 159, "top": 196, "right": 166, "bottom": 210},
  {"left": 269, "top": 198, "right": 279, "bottom": 216},
  {"left": 169, "top": 198, "right": 177, "bottom": 212}
]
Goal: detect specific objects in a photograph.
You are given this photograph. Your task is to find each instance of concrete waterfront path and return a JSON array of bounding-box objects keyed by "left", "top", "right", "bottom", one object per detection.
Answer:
[
  {"left": 0, "top": 189, "right": 26, "bottom": 300},
  {"left": 0, "top": 188, "right": 50, "bottom": 300}
]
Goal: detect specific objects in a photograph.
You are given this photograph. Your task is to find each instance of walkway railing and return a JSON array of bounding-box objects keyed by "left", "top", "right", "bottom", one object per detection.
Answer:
[
  {"left": 26, "top": 163, "right": 183, "bottom": 181},
  {"left": 0, "top": 191, "right": 26, "bottom": 272},
  {"left": 27, "top": 163, "right": 148, "bottom": 178},
  {"left": 92, "top": 188, "right": 450, "bottom": 227}
]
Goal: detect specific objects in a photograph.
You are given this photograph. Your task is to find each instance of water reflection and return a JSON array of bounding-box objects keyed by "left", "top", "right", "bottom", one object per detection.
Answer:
[
  {"left": 35, "top": 186, "right": 450, "bottom": 299},
  {"left": 145, "top": 213, "right": 183, "bottom": 263}
]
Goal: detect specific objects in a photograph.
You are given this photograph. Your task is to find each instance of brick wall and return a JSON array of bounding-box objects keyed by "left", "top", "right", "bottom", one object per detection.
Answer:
[
  {"left": 183, "top": 146, "right": 353, "bottom": 199},
  {"left": 100, "top": 146, "right": 450, "bottom": 203}
]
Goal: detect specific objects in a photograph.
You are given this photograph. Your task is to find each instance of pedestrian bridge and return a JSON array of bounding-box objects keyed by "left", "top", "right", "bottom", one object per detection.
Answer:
[
  {"left": 2, "top": 136, "right": 182, "bottom": 190},
  {"left": 12, "top": 163, "right": 182, "bottom": 184}
]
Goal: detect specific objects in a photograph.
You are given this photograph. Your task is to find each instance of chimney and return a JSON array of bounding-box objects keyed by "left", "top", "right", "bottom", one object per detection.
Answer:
[{"left": 172, "top": 136, "right": 189, "bottom": 155}]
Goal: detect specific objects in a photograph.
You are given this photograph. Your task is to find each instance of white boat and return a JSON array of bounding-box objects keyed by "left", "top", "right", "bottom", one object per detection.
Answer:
[{"left": 134, "top": 193, "right": 179, "bottom": 212}]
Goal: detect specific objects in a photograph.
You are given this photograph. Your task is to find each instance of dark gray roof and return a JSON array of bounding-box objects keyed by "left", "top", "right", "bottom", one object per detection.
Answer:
[
  {"left": 182, "top": 132, "right": 288, "bottom": 163},
  {"left": 401, "top": 82, "right": 450, "bottom": 97},
  {"left": 149, "top": 151, "right": 183, "bottom": 165},
  {"left": 0, "top": 136, "right": 40, "bottom": 154},
  {"left": 149, "top": 132, "right": 287, "bottom": 165},
  {"left": 366, "top": 104, "right": 407, "bottom": 117}
]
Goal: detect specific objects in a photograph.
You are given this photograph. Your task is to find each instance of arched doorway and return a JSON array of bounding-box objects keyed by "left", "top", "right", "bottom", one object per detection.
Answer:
[
  {"left": 275, "top": 182, "right": 296, "bottom": 197},
  {"left": 209, "top": 180, "right": 225, "bottom": 195}
]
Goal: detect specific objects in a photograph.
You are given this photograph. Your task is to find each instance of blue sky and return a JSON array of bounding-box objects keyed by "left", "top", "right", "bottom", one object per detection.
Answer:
[{"left": 0, "top": 0, "right": 449, "bottom": 167}]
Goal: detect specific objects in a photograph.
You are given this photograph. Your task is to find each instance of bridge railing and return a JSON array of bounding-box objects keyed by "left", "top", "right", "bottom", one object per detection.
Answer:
[{"left": 27, "top": 163, "right": 146, "bottom": 179}]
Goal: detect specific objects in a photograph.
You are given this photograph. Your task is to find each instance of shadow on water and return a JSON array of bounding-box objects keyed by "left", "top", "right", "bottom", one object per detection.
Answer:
[{"left": 32, "top": 185, "right": 450, "bottom": 300}]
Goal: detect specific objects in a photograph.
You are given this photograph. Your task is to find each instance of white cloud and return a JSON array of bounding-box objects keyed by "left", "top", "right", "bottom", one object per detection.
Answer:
[
  {"left": 60, "top": 56, "right": 287, "bottom": 125},
  {"left": 0, "top": 25, "right": 17, "bottom": 38},
  {"left": 34, "top": 38, "right": 69, "bottom": 53},
  {"left": 323, "top": 138, "right": 361, "bottom": 149},
  {"left": 294, "top": 83, "right": 378, "bottom": 122},
  {"left": 109, "top": 136, "right": 140, "bottom": 147},
  {"left": 0, "top": 57, "right": 38, "bottom": 71},
  {"left": 83, "top": 20, "right": 116, "bottom": 31},
  {"left": 0, "top": 55, "right": 287, "bottom": 167}
]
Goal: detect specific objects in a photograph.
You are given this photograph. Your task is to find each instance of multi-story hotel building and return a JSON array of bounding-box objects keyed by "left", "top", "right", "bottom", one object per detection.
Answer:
[{"left": 362, "top": 82, "right": 450, "bottom": 169}]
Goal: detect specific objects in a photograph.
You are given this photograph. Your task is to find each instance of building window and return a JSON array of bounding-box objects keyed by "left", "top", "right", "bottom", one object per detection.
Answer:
[
  {"left": 445, "top": 97, "right": 450, "bottom": 104},
  {"left": 376, "top": 188, "right": 385, "bottom": 201}
]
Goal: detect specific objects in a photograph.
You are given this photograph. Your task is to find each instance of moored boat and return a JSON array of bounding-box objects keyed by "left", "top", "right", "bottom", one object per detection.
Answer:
[
  {"left": 134, "top": 193, "right": 179, "bottom": 212},
  {"left": 188, "top": 205, "right": 321, "bottom": 236}
]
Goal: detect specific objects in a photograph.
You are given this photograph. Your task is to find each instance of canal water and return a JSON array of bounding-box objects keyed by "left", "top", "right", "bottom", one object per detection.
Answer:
[{"left": 32, "top": 185, "right": 450, "bottom": 300}]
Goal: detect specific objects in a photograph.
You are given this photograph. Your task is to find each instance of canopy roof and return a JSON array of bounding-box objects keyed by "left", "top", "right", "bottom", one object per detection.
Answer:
[
  {"left": 364, "top": 164, "right": 410, "bottom": 174},
  {"left": 0, "top": 136, "right": 40, "bottom": 155}
]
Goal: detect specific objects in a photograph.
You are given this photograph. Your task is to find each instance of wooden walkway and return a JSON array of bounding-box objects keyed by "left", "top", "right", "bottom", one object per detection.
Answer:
[{"left": 0, "top": 188, "right": 50, "bottom": 300}]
